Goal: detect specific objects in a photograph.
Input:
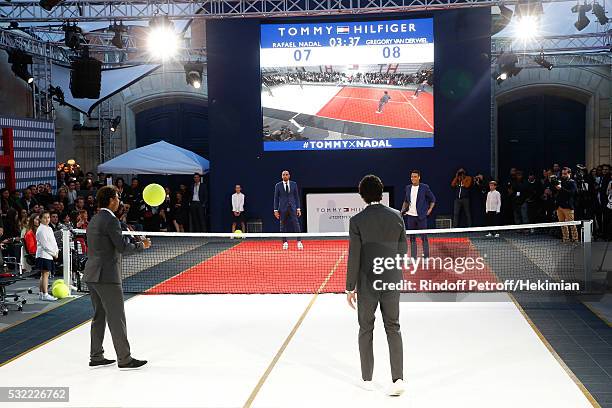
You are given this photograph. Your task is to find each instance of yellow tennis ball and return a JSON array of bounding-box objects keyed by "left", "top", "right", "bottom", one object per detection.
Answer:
[
  {"left": 234, "top": 229, "right": 242, "bottom": 235},
  {"left": 52, "top": 283, "right": 69, "bottom": 299},
  {"left": 51, "top": 279, "right": 64, "bottom": 290},
  {"left": 142, "top": 183, "right": 166, "bottom": 207}
]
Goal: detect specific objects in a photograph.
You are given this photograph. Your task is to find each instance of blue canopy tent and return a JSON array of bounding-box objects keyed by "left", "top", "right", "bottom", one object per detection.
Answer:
[{"left": 98, "top": 141, "right": 209, "bottom": 175}]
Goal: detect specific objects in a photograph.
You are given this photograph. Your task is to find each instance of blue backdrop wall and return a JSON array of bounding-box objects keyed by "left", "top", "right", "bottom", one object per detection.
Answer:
[{"left": 206, "top": 9, "right": 491, "bottom": 232}]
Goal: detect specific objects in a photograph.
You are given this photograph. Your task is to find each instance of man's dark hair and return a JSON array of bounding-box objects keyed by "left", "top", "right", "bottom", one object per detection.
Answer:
[
  {"left": 97, "top": 185, "right": 118, "bottom": 208},
  {"left": 50, "top": 211, "right": 59, "bottom": 217},
  {"left": 563, "top": 167, "right": 572, "bottom": 174},
  {"left": 359, "top": 175, "right": 384, "bottom": 204},
  {"left": 411, "top": 169, "right": 421, "bottom": 177}
]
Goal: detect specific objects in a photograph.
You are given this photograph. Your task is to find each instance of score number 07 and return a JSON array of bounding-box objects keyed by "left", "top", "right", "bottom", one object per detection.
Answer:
[{"left": 293, "top": 49, "right": 311, "bottom": 62}]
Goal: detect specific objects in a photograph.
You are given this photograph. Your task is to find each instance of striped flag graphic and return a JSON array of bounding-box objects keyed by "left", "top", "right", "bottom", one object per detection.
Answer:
[{"left": 336, "top": 26, "right": 350, "bottom": 34}]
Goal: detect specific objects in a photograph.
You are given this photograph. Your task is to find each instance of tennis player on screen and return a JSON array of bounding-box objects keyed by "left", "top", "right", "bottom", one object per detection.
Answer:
[
  {"left": 346, "top": 175, "right": 406, "bottom": 396},
  {"left": 376, "top": 91, "right": 391, "bottom": 113}
]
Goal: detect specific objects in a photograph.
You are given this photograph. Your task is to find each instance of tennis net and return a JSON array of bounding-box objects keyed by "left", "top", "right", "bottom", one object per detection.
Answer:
[{"left": 70, "top": 221, "right": 598, "bottom": 294}]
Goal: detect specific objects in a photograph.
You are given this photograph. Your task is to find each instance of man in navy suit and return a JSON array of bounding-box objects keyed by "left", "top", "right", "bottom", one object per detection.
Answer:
[
  {"left": 400, "top": 170, "right": 436, "bottom": 258},
  {"left": 273, "top": 170, "right": 303, "bottom": 250}
]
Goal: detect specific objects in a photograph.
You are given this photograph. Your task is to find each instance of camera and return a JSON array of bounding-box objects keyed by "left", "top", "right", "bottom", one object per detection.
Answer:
[{"left": 549, "top": 175, "right": 561, "bottom": 188}]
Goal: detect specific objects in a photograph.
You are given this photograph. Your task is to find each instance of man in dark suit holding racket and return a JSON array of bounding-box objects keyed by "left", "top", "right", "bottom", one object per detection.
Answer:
[
  {"left": 273, "top": 170, "right": 303, "bottom": 250},
  {"left": 83, "top": 185, "right": 151, "bottom": 370},
  {"left": 346, "top": 174, "right": 406, "bottom": 396}
]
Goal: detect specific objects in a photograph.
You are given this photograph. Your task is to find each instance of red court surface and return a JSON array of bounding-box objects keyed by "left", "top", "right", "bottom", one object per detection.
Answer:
[
  {"left": 147, "top": 238, "right": 500, "bottom": 294},
  {"left": 316, "top": 86, "right": 434, "bottom": 133}
]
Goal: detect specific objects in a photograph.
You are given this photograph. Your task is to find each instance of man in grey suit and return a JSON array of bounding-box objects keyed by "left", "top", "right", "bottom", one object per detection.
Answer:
[
  {"left": 83, "top": 186, "right": 151, "bottom": 370},
  {"left": 346, "top": 175, "right": 407, "bottom": 396}
]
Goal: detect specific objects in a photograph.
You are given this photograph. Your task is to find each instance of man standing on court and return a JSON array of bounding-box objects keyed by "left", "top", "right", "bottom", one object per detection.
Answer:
[
  {"left": 273, "top": 170, "right": 303, "bottom": 250},
  {"left": 83, "top": 186, "right": 151, "bottom": 370},
  {"left": 400, "top": 169, "right": 436, "bottom": 259},
  {"left": 376, "top": 91, "right": 391, "bottom": 113},
  {"left": 346, "top": 175, "right": 406, "bottom": 396},
  {"left": 190, "top": 173, "right": 208, "bottom": 232}
]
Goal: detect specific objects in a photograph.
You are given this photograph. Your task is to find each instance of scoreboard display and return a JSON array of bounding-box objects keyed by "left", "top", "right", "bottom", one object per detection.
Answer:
[
  {"left": 260, "top": 18, "right": 435, "bottom": 152},
  {"left": 260, "top": 20, "right": 434, "bottom": 67}
]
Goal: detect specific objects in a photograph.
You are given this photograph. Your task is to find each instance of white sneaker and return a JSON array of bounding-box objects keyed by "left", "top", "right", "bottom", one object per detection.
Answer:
[
  {"left": 282, "top": 242, "right": 288, "bottom": 250},
  {"left": 485, "top": 233, "right": 492, "bottom": 237},
  {"left": 387, "top": 379, "right": 405, "bottom": 397},
  {"left": 297, "top": 241, "right": 304, "bottom": 250},
  {"left": 38, "top": 293, "right": 43, "bottom": 300},
  {"left": 42, "top": 293, "right": 57, "bottom": 302},
  {"left": 494, "top": 233, "right": 500, "bottom": 238},
  {"left": 360, "top": 380, "right": 375, "bottom": 391}
]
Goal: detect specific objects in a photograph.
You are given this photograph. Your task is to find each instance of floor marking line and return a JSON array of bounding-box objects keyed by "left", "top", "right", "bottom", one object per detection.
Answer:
[{"left": 243, "top": 250, "right": 347, "bottom": 408}]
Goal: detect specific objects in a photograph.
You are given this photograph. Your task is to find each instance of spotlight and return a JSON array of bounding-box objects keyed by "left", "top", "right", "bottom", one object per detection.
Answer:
[
  {"left": 147, "top": 15, "right": 178, "bottom": 60},
  {"left": 110, "top": 116, "right": 121, "bottom": 132},
  {"left": 109, "top": 21, "right": 127, "bottom": 49},
  {"left": 515, "top": 15, "right": 540, "bottom": 40},
  {"left": 534, "top": 51, "right": 553, "bottom": 70},
  {"left": 572, "top": 2, "right": 592, "bottom": 31},
  {"left": 8, "top": 50, "right": 33, "bottom": 84},
  {"left": 48, "top": 85, "right": 66, "bottom": 105},
  {"left": 39, "top": 0, "right": 65, "bottom": 11},
  {"left": 495, "top": 51, "right": 522, "bottom": 84},
  {"left": 184, "top": 62, "right": 204, "bottom": 89},
  {"left": 592, "top": 2, "right": 609, "bottom": 24},
  {"left": 63, "top": 22, "right": 84, "bottom": 50}
]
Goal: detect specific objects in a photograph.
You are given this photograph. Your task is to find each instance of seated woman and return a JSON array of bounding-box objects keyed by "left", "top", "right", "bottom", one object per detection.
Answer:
[
  {"left": 23, "top": 214, "right": 40, "bottom": 269},
  {"left": 36, "top": 211, "right": 59, "bottom": 302}
]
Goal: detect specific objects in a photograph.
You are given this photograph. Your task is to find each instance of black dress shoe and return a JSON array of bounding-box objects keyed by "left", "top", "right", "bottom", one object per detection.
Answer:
[
  {"left": 118, "top": 358, "right": 148, "bottom": 370},
  {"left": 89, "top": 358, "right": 116, "bottom": 368}
]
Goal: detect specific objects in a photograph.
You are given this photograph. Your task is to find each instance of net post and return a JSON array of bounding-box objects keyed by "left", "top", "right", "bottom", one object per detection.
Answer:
[
  {"left": 62, "top": 229, "right": 72, "bottom": 296},
  {"left": 581, "top": 220, "right": 592, "bottom": 292}
]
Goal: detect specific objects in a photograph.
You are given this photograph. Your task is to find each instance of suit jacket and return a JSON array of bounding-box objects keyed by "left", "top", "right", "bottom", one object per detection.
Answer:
[
  {"left": 403, "top": 183, "right": 436, "bottom": 220},
  {"left": 273, "top": 181, "right": 300, "bottom": 213},
  {"left": 346, "top": 204, "right": 407, "bottom": 293},
  {"left": 190, "top": 182, "right": 208, "bottom": 207},
  {"left": 82, "top": 209, "right": 143, "bottom": 284}
]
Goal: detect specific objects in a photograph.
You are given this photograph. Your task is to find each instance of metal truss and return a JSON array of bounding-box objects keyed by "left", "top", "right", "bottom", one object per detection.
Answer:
[
  {"left": 0, "top": 0, "right": 573, "bottom": 23},
  {"left": 492, "top": 32, "right": 612, "bottom": 54},
  {"left": 0, "top": 27, "right": 206, "bottom": 64},
  {"left": 0, "top": 28, "right": 72, "bottom": 62},
  {"left": 492, "top": 51, "right": 610, "bottom": 67}
]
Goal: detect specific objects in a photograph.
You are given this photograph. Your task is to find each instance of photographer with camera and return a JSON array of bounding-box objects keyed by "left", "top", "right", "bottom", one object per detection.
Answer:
[
  {"left": 451, "top": 168, "right": 473, "bottom": 227},
  {"left": 540, "top": 169, "right": 556, "bottom": 222},
  {"left": 574, "top": 164, "right": 592, "bottom": 221},
  {"left": 554, "top": 167, "right": 579, "bottom": 242}
]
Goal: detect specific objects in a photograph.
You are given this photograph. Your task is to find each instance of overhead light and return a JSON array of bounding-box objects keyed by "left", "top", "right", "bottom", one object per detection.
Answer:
[
  {"left": 592, "top": 2, "right": 609, "bottom": 24},
  {"left": 495, "top": 51, "right": 522, "bottom": 84},
  {"left": 110, "top": 116, "right": 121, "bottom": 132},
  {"left": 8, "top": 50, "right": 34, "bottom": 84},
  {"left": 63, "top": 22, "right": 84, "bottom": 50},
  {"left": 147, "top": 15, "right": 178, "bottom": 60},
  {"left": 184, "top": 62, "right": 204, "bottom": 89},
  {"left": 572, "top": 2, "right": 592, "bottom": 31},
  {"left": 48, "top": 85, "right": 66, "bottom": 105},
  {"left": 534, "top": 51, "right": 553, "bottom": 70},
  {"left": 39, "top": 0, "right": 65, "bottom": 11},
  {"left": 109, "top": 21, "right": 127, "bottom": 49},
  {"left": 515, "top": 15, "right": 540, "bottom": 40}
]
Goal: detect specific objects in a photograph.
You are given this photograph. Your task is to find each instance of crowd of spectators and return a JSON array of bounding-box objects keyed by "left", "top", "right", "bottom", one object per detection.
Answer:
[
  {"left": 0, "top": 170, "right": 211, "bottom": 249},
  {"left": 450, "top": 163, "right": 612, "bottom": 240},
  {"left": 262, "top": 68, "right": 433, "bottom": 88}
]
